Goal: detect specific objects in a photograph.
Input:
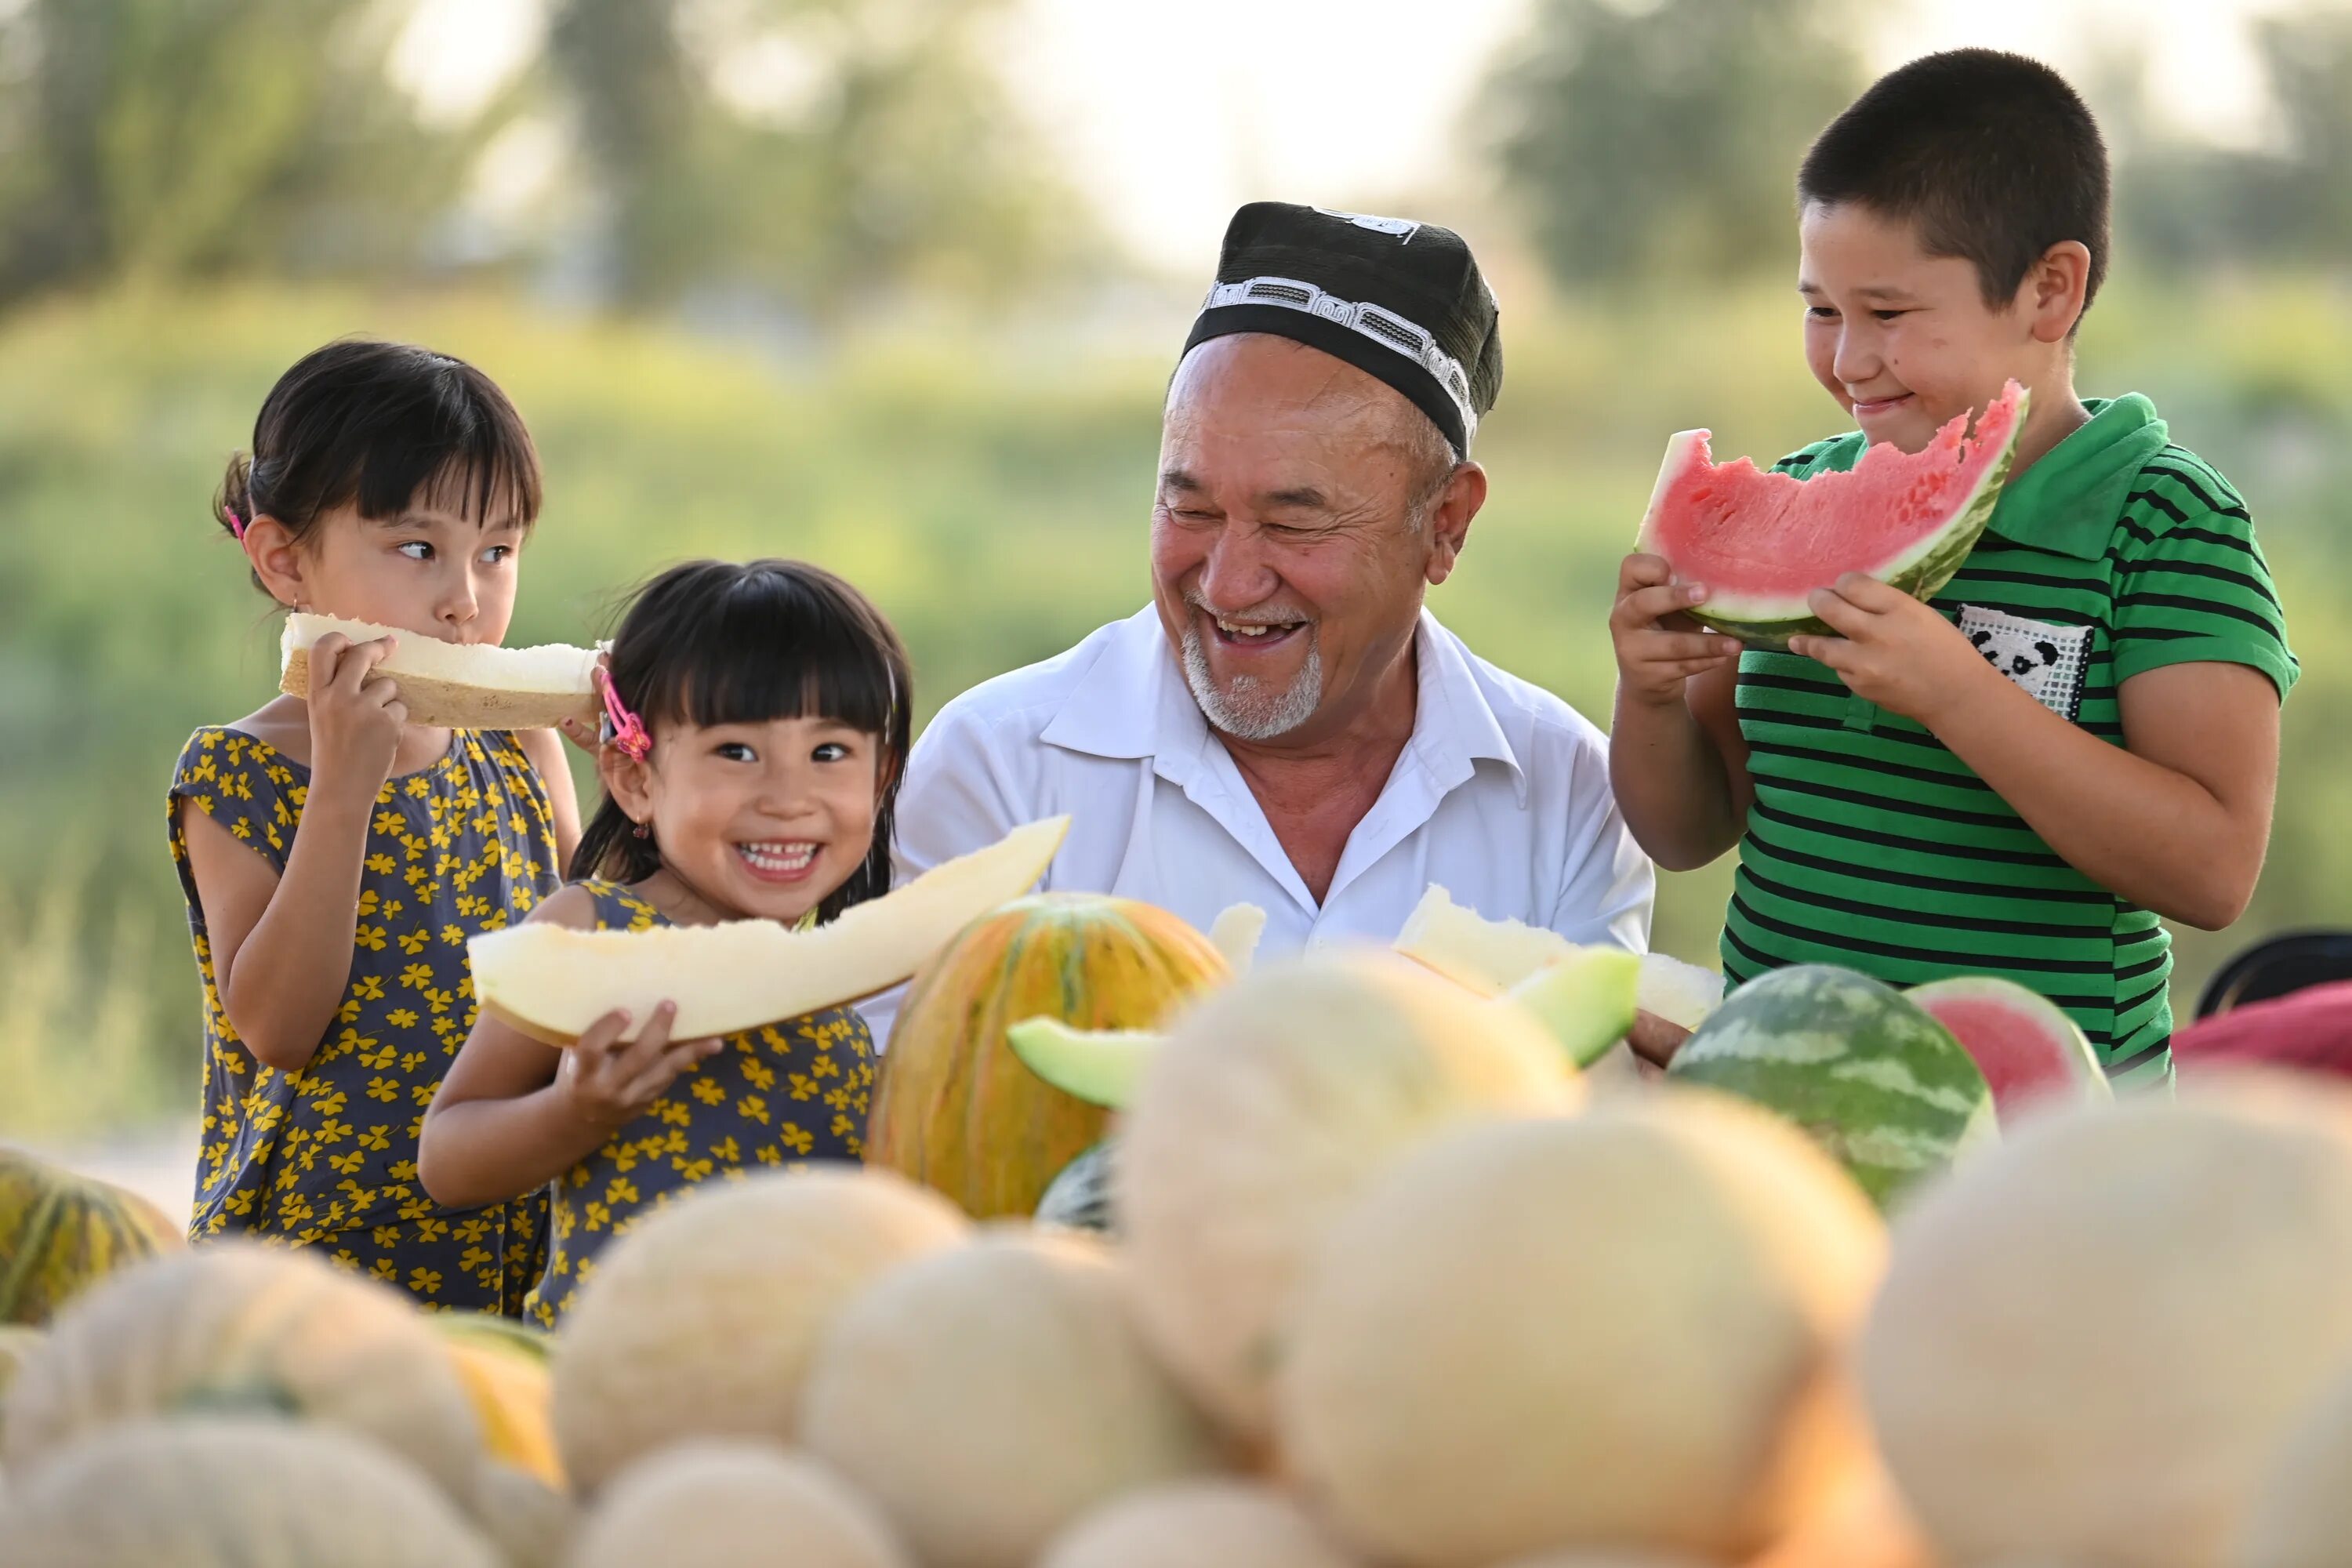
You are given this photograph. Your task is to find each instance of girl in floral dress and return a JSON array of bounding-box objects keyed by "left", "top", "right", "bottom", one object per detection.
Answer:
[
  {"left": 419, "top": 558, "right": 913, "bottom": 1326},
  {"left": 169, "top": 339, "right": 578, "bottom": 1312}
]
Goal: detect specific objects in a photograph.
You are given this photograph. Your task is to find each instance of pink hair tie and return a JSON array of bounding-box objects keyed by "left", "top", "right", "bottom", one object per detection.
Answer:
[
  {"left": 225, "top": 508, "right": 248, "bottom": 541},
  {"left": 597, "top": 667, "right": 652, "bottom": 761}
]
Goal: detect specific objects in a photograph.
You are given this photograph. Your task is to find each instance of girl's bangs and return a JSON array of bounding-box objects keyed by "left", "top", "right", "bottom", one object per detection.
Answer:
[
  {"left": 643, "top": 571, "right": 898, "bottom": 738},
  {"left": 351, "top": 365, "right": 543, "bottom": 528}
]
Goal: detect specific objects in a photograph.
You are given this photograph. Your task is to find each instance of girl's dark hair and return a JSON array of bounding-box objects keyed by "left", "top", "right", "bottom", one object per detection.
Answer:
[
  {"left": 572, "top": 560, "right": 915, "bottom": 923},
  {"left": 217, "top": 338, "right": 543, "bottom": 576}
]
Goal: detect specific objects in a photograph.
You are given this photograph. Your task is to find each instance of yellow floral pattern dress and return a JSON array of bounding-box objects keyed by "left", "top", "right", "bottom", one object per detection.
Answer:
[
  {"left": 524, "top": 878, "right": 876, "bottom": 1327},
  {"left": 167, "top": 727, "right": 560, "bottom": 1312}
]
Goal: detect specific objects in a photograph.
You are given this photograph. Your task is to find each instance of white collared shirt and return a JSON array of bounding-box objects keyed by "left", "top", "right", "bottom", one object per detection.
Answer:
[{"left": 867, "top": 607, "right": 1653, "bottom": 1041}]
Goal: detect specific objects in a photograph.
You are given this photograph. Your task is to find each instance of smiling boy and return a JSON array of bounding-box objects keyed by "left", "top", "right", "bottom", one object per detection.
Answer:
[{"left": 1609, "top": 49, "right": 2296, "bottom": 1085}]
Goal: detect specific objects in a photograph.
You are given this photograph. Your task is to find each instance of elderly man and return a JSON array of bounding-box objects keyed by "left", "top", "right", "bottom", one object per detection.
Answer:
[{"left": 890, "top": 202, "right": 1653, "bottom": 994}]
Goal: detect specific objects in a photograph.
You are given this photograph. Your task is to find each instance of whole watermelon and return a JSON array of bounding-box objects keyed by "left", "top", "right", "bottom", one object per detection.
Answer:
[
  {"left": 1666, "top": 964, "right": 1994, "bottom": 1209},
  {"left": 868, "top": 894, "right": 1227, "bottom": 1218},
  {"left": 0, "top": 1147, "right": 184, "bottom": 1325}
]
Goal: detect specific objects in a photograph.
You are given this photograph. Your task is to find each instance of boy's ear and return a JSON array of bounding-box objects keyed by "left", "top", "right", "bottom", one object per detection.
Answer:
[
  {"left": 244, "top": 516, "right": 310, "bottom": 609},
  {"left": 2026, "top": 241, "right": 2093, "bottom": 343},
  {"left": 599, "top": 742, "right": 658, "bottom": 831}
]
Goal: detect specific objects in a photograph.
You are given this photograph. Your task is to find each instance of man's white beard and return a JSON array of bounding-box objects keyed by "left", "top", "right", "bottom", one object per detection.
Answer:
[{"left": 1180, "top": 623, "right": 1324, "bottom": 741}]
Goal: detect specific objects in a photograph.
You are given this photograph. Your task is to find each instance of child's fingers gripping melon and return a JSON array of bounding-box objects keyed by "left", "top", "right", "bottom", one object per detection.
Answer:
[{"left": 279, "top": 612, "right": 601, "bottom": 731}]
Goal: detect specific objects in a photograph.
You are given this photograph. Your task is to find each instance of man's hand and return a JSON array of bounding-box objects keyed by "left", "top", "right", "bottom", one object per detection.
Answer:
[
  {"left": 1625, "top": 1009, "right": 1692, "bottom": 1069},
  {"left": 1786, "top": 574, "right": 2002, "bottom": 727},
  {"left": 1610, "top": 554, "right": 1743, "bottom": 708}
]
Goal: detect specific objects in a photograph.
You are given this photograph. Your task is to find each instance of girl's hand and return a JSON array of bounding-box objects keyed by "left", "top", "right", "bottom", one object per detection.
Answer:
[
  {"left": 555, "top": 1002, "right": 724, "bottom": 1132},
  {"left": 306, "top": 633, "right": 407, "bottom": 797},
  {"left": 1788, "top": 575, "right": 2002, "bottom": 727},
  {"left": 1610, "top": 554, "right": 1743, "bottom": 708}
]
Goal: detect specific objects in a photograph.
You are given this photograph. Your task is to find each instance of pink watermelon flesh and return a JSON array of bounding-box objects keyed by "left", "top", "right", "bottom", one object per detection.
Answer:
[
  {"left": 1907, "top": 975, "right": 2111, "bottom": 1120},
  {"left": 1635, "top": 380, "right": 2027, "bottom": 648}
]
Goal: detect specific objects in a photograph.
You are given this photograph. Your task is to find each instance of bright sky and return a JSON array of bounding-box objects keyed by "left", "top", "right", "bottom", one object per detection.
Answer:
[{"left": 403, "top": 0, "right": 2303, "bottom": 272}]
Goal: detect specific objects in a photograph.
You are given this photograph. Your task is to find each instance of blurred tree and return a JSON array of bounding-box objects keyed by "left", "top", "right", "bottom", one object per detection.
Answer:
[
  {"left": 1479, "top": 0, "right": 1867, "bottom": 288},
  {"left": 0, "top": 0, "right": 508, "bottom": 307},
  {"left": 545, "top": 0, "right": 1097, "bottom": 314}
]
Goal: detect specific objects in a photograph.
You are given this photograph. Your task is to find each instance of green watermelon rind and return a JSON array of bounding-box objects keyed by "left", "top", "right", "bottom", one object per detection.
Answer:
[
  {"left": 1665, "top": 964, "right": 1997, "bottom": 1210},
  {"left": 1651, "top": 388, "right": 2027, "bottom": 649}
]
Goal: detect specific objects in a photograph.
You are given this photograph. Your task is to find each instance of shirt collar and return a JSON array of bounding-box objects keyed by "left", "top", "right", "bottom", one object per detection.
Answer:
[
  {"left": 1986, "top": 393, "right": 2170, "bottom": 559},
  {"left": 1038, "top": 604, "right": 1524, "bottom": 793}
]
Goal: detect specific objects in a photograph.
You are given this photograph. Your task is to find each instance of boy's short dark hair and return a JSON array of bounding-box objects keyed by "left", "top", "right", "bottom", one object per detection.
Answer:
[{"left": 1798, "top": 49, "right": 2111, "bottom": 318}]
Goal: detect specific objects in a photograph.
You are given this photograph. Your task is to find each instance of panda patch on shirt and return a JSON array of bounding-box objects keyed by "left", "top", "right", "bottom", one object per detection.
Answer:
[{"left": 1956, "top": 604, "right": 2093, "bottom": 724}]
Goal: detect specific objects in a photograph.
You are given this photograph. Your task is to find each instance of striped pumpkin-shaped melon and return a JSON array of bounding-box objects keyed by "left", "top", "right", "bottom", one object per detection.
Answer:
[
  {"left": 1666, "top": 964, "right": 1995, "bottom": 1210},
  {"left": 0, "top": 1147, "right": 184, "bottom": 1326},
  {"left": 869, "top": 895, "right": 1227, "bottom": 1218}
]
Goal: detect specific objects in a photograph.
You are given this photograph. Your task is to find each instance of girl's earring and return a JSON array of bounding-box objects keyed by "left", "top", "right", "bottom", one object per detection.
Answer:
[{"left": 631, "top": 821, "right": 650, "bottom": 840}]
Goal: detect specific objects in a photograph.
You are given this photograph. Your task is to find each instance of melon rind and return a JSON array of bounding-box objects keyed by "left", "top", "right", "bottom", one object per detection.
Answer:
[
  {"left": 1665, "top": 964, "right": 1997, "bottom": 1210},
  {"left": 279, "top": 613, "right": 601, "bottom": 730},
  {"left": 1507, "top": 948, "right": 1641, "bottom": 1069},
  {"left": 1636, "top": 385, "right": 2027, "bottom": 650},
  {"left": 470, "top": 816, "right": 1069, "bottom": 1045}
]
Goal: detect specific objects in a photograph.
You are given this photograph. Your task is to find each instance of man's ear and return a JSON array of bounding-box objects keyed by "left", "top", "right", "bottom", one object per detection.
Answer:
[
  {"left": 244, "top": 517, "right": 310, "bottom": 609},
  {"left": 1424, "top": 462, "right": 1487, "bottom": 587},
  {"left": 599, "top": 741, "right": 658, "bottom": 830}
]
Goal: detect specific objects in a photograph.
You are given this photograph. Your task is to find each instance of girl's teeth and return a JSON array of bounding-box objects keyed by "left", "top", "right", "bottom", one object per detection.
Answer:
[{"left": 739, "top": 842, "right": 817, "bottom": 872}]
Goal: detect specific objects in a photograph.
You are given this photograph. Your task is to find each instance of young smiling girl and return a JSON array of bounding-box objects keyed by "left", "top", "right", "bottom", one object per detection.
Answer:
[
  {"left": 169, "top": 339, "right": 579, "bottom": 1310},
  {"left": 418, "top": 558, "right": 913, "bottom": 1326}
]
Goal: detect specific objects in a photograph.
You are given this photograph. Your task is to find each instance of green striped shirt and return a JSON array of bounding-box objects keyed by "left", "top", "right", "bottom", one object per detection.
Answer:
[{"left": 1721, "top": 394, "right": 2297, "bottom": 1088}]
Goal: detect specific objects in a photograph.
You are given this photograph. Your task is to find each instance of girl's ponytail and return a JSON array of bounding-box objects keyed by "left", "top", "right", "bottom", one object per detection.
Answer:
[{"left": 216, "top": 452, "right": 253, "bottom": 539}]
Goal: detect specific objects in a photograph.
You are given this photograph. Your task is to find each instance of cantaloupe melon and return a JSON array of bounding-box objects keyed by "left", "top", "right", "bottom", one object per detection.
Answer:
[
  {"left": 2239, "top": 1360, "right": 2352, "bottom": 1568},
  {"left": 868, "top": 891, "right": 1227, "bottom": 1218},
  {"left": 0, "top": 1417, "right": 500, "bottom": 1568},
  {"left": 0, "top": 1324, "right": 41, "bottom": 1400},
  {"left": 279, "top": 612, "right": 601, "bottom": 730},
  {"left": 1, "top": 1145, "right": 185, "bottom": 1325},
  {"left": 471, "top": 815, "right": 1069, "bottom": 1045},
  {"left": 570, "top": 1442, "right": 910, "bottom": 1568},
  {"left": 1120, "top": 949, "right": 1580, "bottom": 1446},
  {"left": 430, "top": 1312, "right": 561, "bottom": 1488},
  {"left": 1860, "top": 1075, "right": 2352, "bottom": 1568},
  {"left": 1, "top": 1243, "right": 483, "bottom": 1504},
  {"left": 1039, "top": 1479, "right": 1359, "bottom": 1568},
  {"left": 551, "top": 1167, "right": 969, "bottom": 1496},
  {"left": 800, "top": 1230, "right": 1226, "bottom": 1568},
  {"left": 468, "top": 1459, "right": 576, "bottom": 1568},
  {"left": 1279, "top": 1094, "right": 1885, "bottom": 1566}
]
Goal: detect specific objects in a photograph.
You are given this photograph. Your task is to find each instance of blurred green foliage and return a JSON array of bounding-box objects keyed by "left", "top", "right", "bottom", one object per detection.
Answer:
[{"left": 3, "top": 275, "right": 2349, "bottom": 1134}]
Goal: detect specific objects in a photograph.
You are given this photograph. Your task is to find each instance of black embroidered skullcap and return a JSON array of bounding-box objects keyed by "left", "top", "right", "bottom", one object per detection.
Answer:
[{"left": 1183, "top": 201, "right": 1502, "bottom": 453}]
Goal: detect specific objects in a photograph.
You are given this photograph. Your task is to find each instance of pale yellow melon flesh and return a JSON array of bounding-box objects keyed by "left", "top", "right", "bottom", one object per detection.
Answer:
[
  {"left": 2241, "top": 1359, "right": 2352, "bottom": 1568},
  {"left": 471, "top": 815, "right": 1069, "bottom": 1045},
  {"left": 278, "top": 612, "right": 600, "bottom": 731},
  {"left": 1394, "top": 884, "right": 1577, "bottom": 993}
]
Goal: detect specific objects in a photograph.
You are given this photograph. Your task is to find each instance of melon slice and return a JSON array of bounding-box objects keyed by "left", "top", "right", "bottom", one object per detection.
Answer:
[
  {"left": 1635, "top": 382, "right": 2027, "bottom": 649},
  {"left": 470, "top": 815, "right": 1068, "bottom": 1045},
  {"left": 1905, "top": 975, "right": 2111, "bottom": 1120},
  {"left": 1208, "top": 903, "right": 1268, "bottom": 975},
  {"left": 279, "top": 612, "right": 601, "bottom": 730},
  {"left": 1007, "top": 948, "right": 1634, "bottom": 1108}
]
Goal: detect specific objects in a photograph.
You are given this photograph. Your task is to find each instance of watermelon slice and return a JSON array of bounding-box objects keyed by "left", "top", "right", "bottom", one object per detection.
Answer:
[
  {"left": 1906, "top": 975, "right": 2112, "bottom": 1119},
  {"left": 1636, "top": 381, "right": 2027, "bottom": 648}
]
